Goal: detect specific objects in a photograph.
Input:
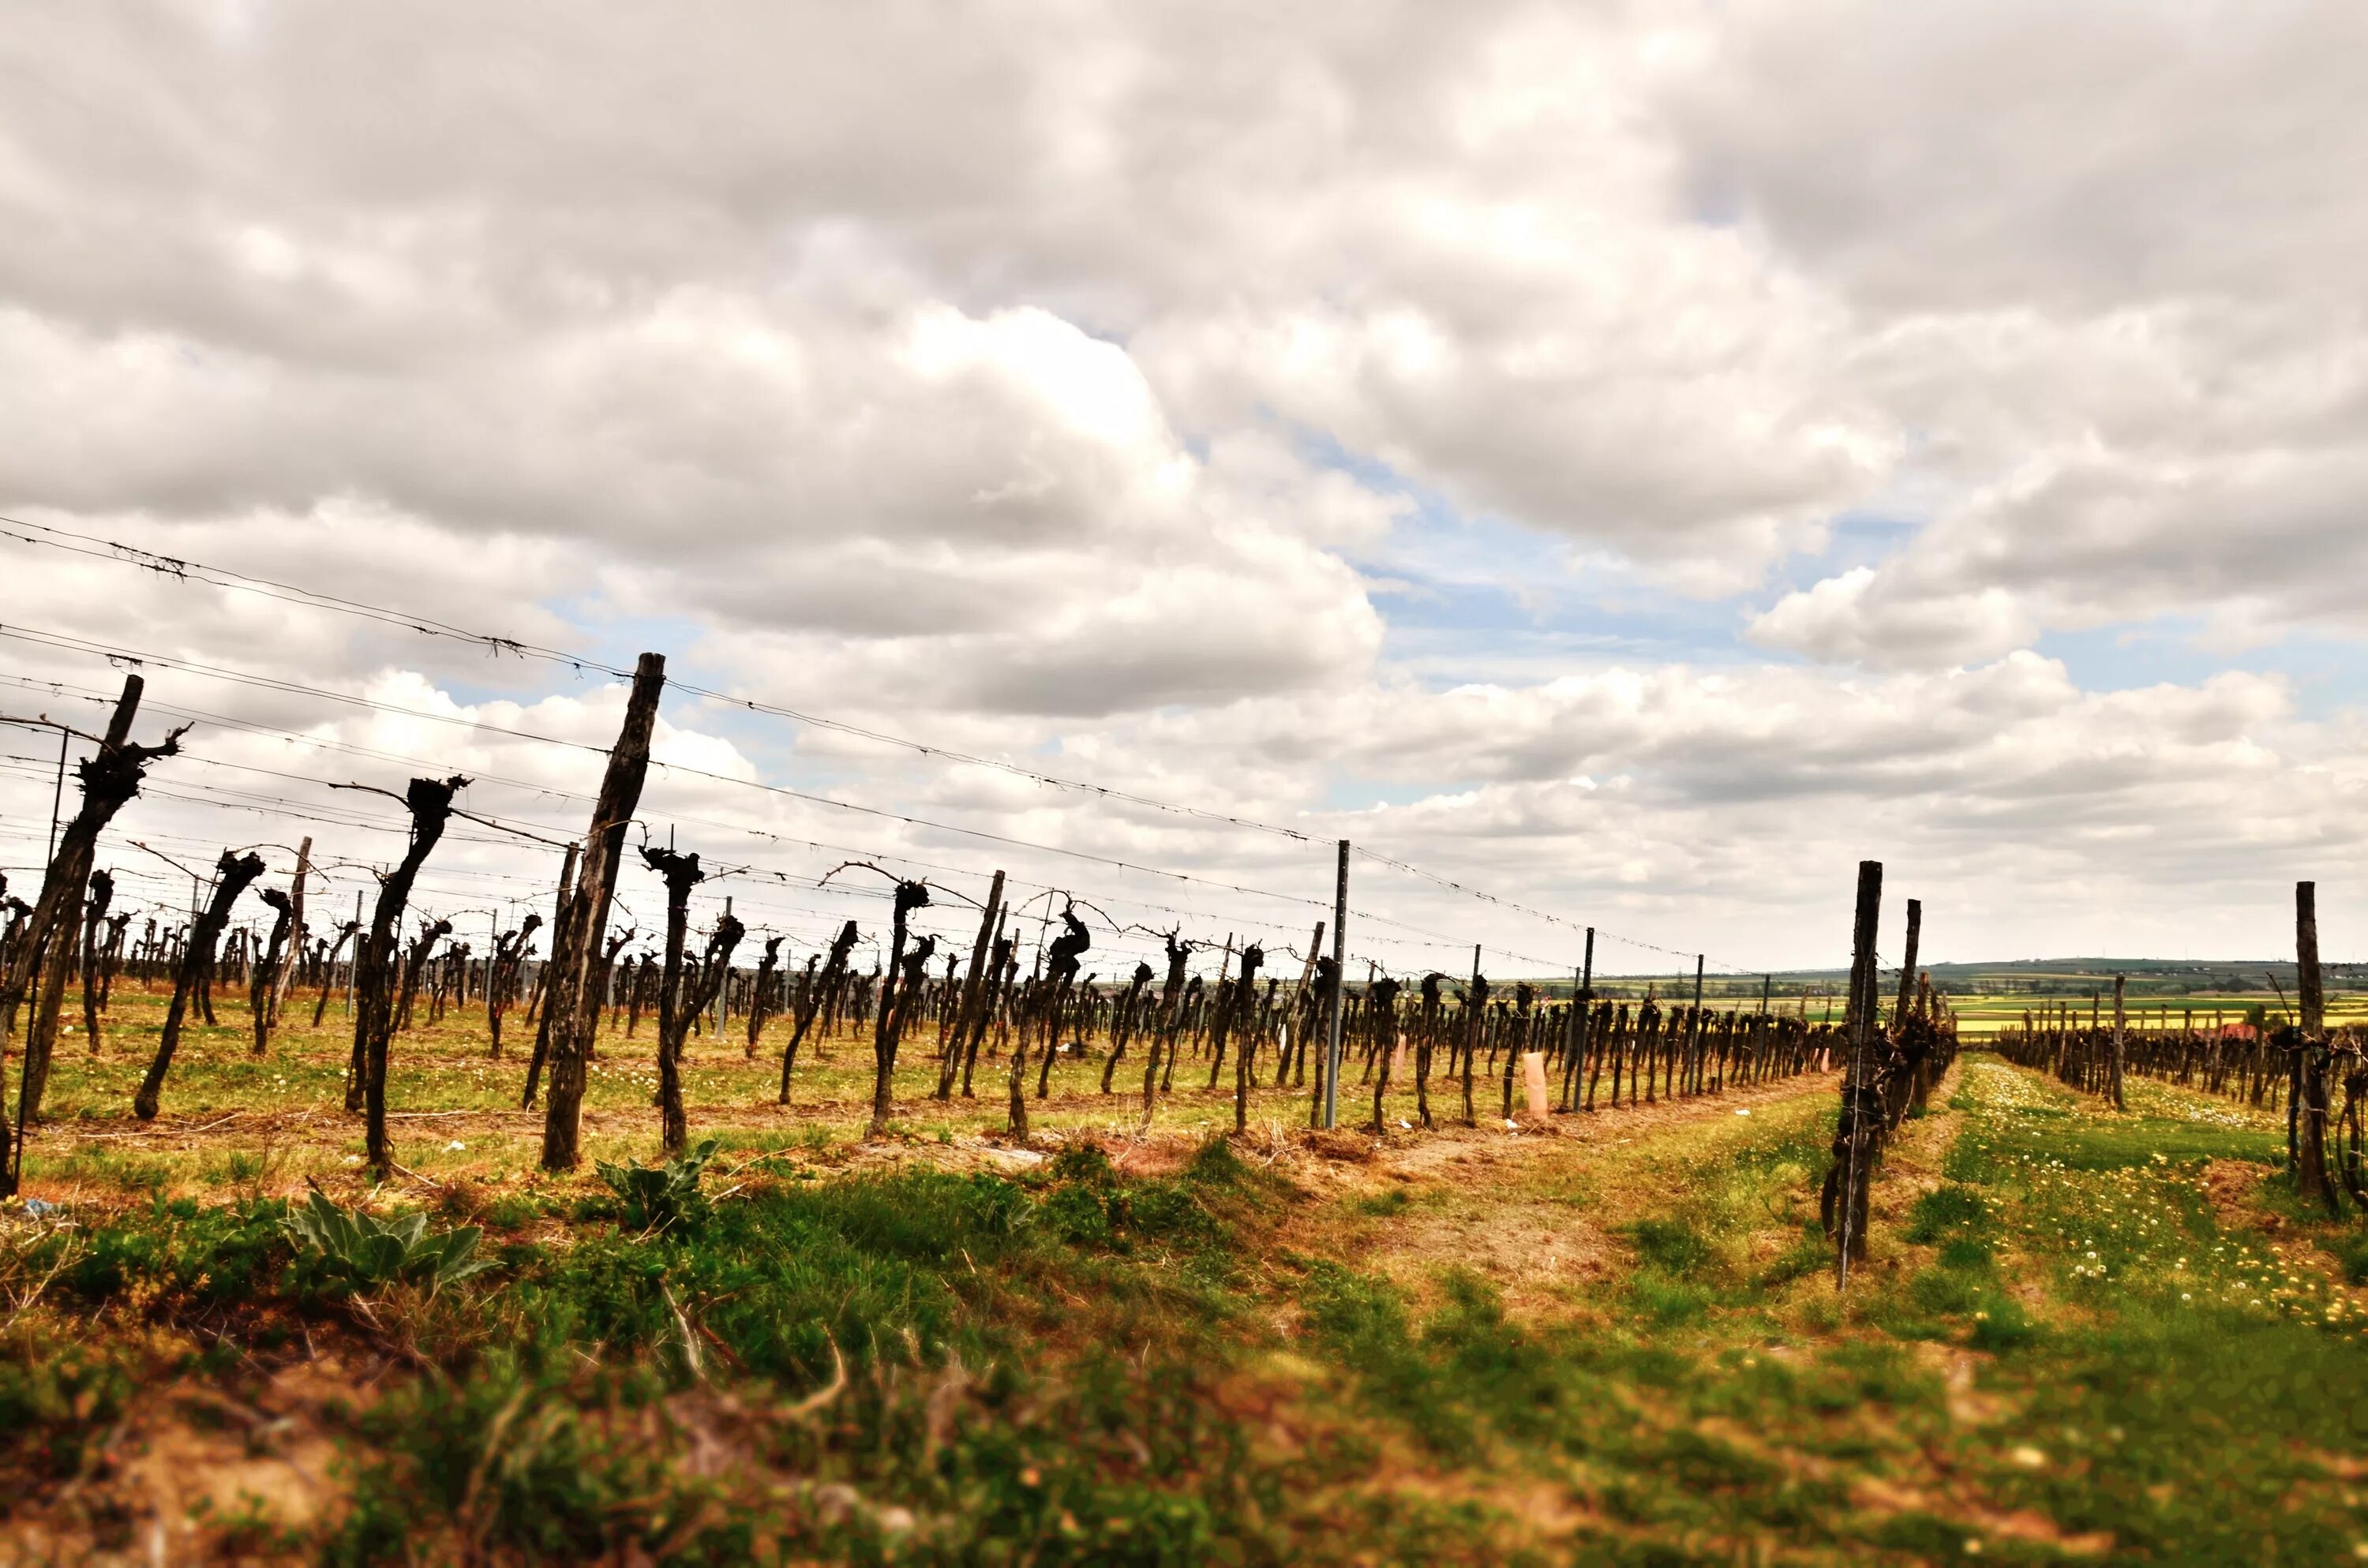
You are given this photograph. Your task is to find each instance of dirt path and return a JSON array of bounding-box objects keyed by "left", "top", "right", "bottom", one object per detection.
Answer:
[
  {"left": 1864, "top": 1060, "right": 1965, "bottom": 1255},
  {"left": 23, "top": 1062, "right": 1845, "bottom": 1207},
  {"left": 1277, "top": 1069, "right": 1842, "bottom": 1320}
]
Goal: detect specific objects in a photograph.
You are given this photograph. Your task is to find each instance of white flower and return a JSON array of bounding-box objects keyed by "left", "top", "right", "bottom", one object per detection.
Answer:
[
  {"left": 343, "top": 1154, "right": 362, "bottom": 1166},
  {"left": 445, "top": 1140, "right": 466, "bottom": 1152}
]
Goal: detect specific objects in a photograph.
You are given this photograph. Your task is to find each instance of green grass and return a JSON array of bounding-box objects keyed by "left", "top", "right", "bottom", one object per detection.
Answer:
[{"left": 12, "top": 987, "right": 2368, "bottom": 1562}]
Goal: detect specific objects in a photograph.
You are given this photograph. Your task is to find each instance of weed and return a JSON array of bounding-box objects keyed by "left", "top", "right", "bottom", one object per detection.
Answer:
[
  {"left": 283, "top": 1190, "right": 493, "bottom": 1298},
  {"left": 594, "top": 1138, "right": 720, "bottom": 1233}
]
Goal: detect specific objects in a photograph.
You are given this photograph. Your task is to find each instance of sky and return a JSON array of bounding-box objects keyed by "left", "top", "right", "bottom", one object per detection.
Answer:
[{"left": 3, "top": 1, "right": 2366, "bottom": 981}]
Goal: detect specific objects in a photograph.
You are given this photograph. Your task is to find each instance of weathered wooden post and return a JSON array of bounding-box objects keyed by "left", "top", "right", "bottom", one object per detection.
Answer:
[
  {"left": 1561, "top": 929, "right": 1595, "bottom": 1110},
  {"left": 1460, "top": 946, "right": 1485, "bottom": 1127},
  {"left": 540, "top": 653, "right": 665, "bottom": 1171},
  {"left": 269, "top": 836, "right": 311, "bottom": 1031},
  {"left": 1823, "top": 859, "right": 1883, "bottom": 1287},
  {"left": 1320, "top": 839, "right": 1349, "bottom": 1131},
  {"left": 1689, "top": 956, "right": 1705, "bottom": 1094},
  {"left": 3, "top": 677, "right": 180, "bottom": 1173},
  {"left": 2111, "top": 972, "right": 2127, "bottom": 1111},
  {"left": 1894, "top": 898, "right": 1921, "bottom": 1023},
  {"left": 2296, "top": 881, "right": 2336, "bottom": 1210}
]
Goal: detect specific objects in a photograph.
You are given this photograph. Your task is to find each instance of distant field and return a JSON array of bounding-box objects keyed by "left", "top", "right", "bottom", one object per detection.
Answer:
[{"left": 1945, "top": 990, "right": 2368, "bottom": 1040}]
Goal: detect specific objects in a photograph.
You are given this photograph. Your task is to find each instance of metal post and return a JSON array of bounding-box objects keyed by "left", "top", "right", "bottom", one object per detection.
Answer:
[{"left": 1321, "top": 838, "right": 1349, "bottom": 1129}]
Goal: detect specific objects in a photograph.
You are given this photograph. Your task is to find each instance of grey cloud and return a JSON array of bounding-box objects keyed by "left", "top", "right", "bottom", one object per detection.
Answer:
[{"left": 6, "top": 2, "right": 2368, "bottom": 967}]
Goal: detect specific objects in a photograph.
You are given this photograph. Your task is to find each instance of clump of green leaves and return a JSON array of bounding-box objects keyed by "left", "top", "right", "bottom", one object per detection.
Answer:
[
  {"left": 596, "top": 1138, "right": 720, "bottom": 1233},
  {"left": 283, "top": 1190, "right": 493, "bottom": 1297}
]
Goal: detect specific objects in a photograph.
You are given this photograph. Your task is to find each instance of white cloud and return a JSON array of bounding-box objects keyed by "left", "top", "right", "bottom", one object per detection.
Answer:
[{"left": 5, "top": 2, "right": 2368, "bottom": 968}]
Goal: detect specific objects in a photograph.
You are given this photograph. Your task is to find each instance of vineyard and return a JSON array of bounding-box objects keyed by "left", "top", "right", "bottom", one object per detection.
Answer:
[{"left": 2, "top": 597, "right": 2366, "bottom": 1559}]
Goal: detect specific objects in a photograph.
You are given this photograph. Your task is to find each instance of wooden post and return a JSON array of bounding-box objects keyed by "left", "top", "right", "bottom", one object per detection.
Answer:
[
  {"left": 44, "top": 728, "right": 66, "bottom": 866},
  {"left": 1690, "top": 954, "right": 1705, "bottom": 1091},
  {"left": 541, "top": 653, "right": 665, "bottom": 1171},
  {"left": 2111, "top": 973, "right": 2126, "bottom": 1111},
  {"left": 1827, "top": 859, "right": 1883, "bottom": 1288},
  {"left": 2296, "top": 881, "right": 2336, "bottom": 1209},
  {"left": 1462, "top": 942, "right": 1482, "bottom": 1126},
  {"left": 1321, "top": 839, "right": 1348, "bottom": 1130},
  {"left": 271, "top": 836, "right": 311, "bottom": 1027},
  {"left": 2, "top": 675, "right": 174, "bottom": 1194},
  {"left": 1894, "top": 898, "right": 1921, "bottom": 1022},
  {"left": 1561, "top": 926, "right": 1595, "bottom": 1110}
]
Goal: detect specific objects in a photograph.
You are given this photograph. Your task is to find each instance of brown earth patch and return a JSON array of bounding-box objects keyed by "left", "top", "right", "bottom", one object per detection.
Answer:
[{"left": 4, "top": 1354, "right": 368, "bottom": 1566}]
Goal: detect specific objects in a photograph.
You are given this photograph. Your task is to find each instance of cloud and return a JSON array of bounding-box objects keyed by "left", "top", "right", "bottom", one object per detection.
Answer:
[
  {"left": 1660, "top": 2, "right": 2368, "bottom": 664},
  {"left": 6, "top": 2, "right": 2368, "bottom": 970},
  {"left": 1748, "top": 567, "right": 2036, "bottom": 668}
]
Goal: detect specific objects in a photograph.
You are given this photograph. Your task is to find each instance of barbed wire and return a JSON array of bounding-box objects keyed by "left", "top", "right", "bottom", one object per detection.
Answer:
[{"left": 0, "top": 518, "right": 1785, "bottom": 970}]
